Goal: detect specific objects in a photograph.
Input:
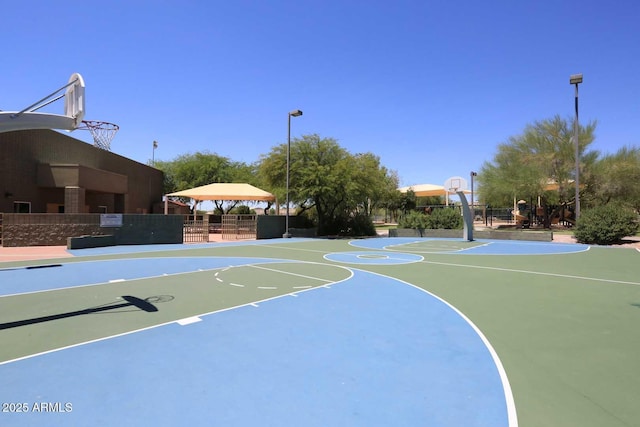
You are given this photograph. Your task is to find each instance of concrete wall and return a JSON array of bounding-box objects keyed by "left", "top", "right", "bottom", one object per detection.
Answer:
[
  {"left": 389, "top": 228, "right": 553, "bottom": 241},
  {"left": 257, "top": 215, "right": 316, "bottom": 239}
]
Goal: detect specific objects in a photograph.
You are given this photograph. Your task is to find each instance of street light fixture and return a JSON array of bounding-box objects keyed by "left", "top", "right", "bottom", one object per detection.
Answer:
[
  {"left": 284, "top": 109, "right": 303, "bottom": 238},
  {"left": 570, "top": 73, "right": 583, "bottom": 220},
  {"left": 470, "top": 171, "right": 477, "bottom": 217},
  {"left": 152, "top": 140, "right": 158, "bottom": 166}
]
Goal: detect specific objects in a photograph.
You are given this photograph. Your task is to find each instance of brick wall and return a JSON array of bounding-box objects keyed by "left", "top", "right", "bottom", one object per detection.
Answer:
[{"left": 1, "top": 214, "right": 183, "bottom": 247}]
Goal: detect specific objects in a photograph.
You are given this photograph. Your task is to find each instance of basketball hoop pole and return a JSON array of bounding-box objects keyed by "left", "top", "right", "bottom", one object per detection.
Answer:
[
  {"left": 10, "top": 78, "right": 79, "bottom": 119},
  {"left": 457, "top": 190, "right": 474, "bottom": 241}
]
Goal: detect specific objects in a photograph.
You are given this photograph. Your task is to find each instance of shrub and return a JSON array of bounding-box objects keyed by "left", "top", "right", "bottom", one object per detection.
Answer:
[
  {"left": 574, "top": 204, "right": 639, "bottom": 245},
  {"left": 398, "top": 211, "right": 430, "bottom": 229},
  {"left": 341, "top": 212, "right": 377, "bottom": 237},
  {"left": 398, "top": 208, "right": 463, "bottom": 230},
  {"left": 318, "top": 212, "right": 375, "bottom": 237},
  {"left": 428, "top": 208, "right": 463, "bottom": 229}
]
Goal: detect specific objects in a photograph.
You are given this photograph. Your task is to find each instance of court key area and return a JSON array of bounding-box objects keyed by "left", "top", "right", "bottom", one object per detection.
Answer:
[{"left": 1, "top": 237, "right": 639, "bottom": 427}]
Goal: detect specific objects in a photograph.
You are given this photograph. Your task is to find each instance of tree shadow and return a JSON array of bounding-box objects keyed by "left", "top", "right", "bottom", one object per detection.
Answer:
[{"left": 0, "top": 295, "right": 174, "bottom": 330}]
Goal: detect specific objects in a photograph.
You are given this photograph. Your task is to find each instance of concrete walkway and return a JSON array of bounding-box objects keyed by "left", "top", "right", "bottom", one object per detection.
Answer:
[
  {"left": 0, "top": 233, "right": 254, "bottom": 263},
  {"left": 0, "top": 246, "right": 72, "bottom": 262}
]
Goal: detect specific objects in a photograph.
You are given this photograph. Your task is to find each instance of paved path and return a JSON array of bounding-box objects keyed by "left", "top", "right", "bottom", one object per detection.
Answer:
[
  {"left": 0, "top": 246, "right": 72, "bottom": 262},
  {"left": 0, "top": 233, "right": 252, "bottom": 263}
]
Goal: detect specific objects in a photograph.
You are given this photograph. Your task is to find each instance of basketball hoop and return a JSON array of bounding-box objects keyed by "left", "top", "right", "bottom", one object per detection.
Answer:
[
  {"left": 444, "top": 176, "right": 466, "bottom": 195},
  {"left": 77, "top": 120, "right": 119, "bottom": 151}
]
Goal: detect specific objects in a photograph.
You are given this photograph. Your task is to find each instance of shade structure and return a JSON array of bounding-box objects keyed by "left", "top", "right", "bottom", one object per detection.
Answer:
[
  {"left": 398, "top": 183, "right": 470, "bottom": 197},
  {"left": 166, "top": 183, "right": 275, "bottom": 202}
]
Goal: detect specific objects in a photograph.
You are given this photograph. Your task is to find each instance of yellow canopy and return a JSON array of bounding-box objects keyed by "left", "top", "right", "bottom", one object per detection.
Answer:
[
  {"left": 166, "top": 183, "right": 276, "bottom": 201},
  {"left": 398, "top": 183, "right": 470, "bottom": 197}
]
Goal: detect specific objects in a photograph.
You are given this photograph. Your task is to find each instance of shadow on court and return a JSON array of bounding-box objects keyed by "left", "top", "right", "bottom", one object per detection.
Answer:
[{"left": 0, "top": 295, "right": 173, "bottom": 330}]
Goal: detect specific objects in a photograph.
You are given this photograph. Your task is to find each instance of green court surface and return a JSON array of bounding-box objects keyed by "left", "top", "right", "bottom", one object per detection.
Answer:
[{"left": 1, "top": 237, "right": 639, "bottom": 426}]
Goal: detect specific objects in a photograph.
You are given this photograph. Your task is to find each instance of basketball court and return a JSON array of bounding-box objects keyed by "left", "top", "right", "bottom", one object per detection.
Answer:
[
  {"left": 2, "top": 74, "right": 640, "bottom": 426},
  {"left": 1, "top": 237, "right": 639, "bottom": 426}
]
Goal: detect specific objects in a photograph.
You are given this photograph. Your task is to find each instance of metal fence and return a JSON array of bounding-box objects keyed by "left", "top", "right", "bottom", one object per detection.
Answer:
[
  {"left": 482, "top": 207, "right": 515, "bottom": 226},
  {"left": 222, "top": 214, "right": 257, "bottom": 240},
  {"left": 182, "top": 215, "right": 208, "bottom": 243}
]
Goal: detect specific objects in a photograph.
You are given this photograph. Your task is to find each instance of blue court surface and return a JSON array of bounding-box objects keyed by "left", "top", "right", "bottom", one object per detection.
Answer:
[{"left": 2, "top": 237, "right": 639, "bottom": 426}]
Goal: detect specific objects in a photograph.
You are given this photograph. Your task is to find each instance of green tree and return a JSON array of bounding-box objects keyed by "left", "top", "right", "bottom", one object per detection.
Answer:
[
  {"left": 258, "top": 134, "right": 394, "bottom": 236},
  {"left": 591, "top": 146, "right": 640, "bottom": 213},
  {"left": 376, "top": 171, "right": 403, "bottom": 222},
  {"left": 155, "top": 151, "right": 255, "bottom": 214},
  {"left": 348, "top": 152, "right": 399, "bottom": 217},
  {"left": 399, "top": 189, "right": 417, "bottom": 214},
  {"left": 478, "top": 116, "right": 598, "bottom": 212}
]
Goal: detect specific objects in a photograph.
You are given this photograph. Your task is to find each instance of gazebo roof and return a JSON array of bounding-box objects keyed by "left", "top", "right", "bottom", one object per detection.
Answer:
[{"left": 166, "top": 183, "right": 275, "bottom": 201}]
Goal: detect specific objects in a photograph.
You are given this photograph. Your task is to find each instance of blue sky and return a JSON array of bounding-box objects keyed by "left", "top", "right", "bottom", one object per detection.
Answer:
[{"left": 3, "top": 0, "right": 639, "bottom": 189}]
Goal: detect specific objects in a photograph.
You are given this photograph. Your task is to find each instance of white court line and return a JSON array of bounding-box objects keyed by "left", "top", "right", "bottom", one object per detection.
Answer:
[
  {"left": 247, "top": 264, "right": 335, "bottom": 283},
  {"left": 356, "top": 267, "right": 519, "bottom": 427},
  {"left": 0, "top": 260, "right": 249, "bottom": 299},
  {"left": 176, "top": 316, "right": 202, "bottom": 326},
  {"left": 108, "top": 279, "right": 125, "bottom": 283},
  {"left": 423, "top": 259, "right": 640, "bottom": 286},
  {"left": 0, "top": 262, "right": 355, "bottom": 367}
]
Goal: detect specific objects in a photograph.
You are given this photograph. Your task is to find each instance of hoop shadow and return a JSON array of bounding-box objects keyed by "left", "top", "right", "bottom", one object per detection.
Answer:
[{"left": 0, "top": 295, "right": 173, "bottom": 330}]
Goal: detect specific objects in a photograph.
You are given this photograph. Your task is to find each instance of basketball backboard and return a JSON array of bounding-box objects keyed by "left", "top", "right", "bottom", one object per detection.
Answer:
[
  {"left": 0, "top": 73, "right": 85, "bottom": 133},
  {"left": 64, "top": 73, "right": 85, "bottom": 122},
  {"left": 444, "top": 176, "right": 468, "bottom": 194}
]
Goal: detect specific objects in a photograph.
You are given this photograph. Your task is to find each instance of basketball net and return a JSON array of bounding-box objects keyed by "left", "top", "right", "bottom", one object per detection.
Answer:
[{"left": 78, "top": 120, "right": 119, "bottom": 151}]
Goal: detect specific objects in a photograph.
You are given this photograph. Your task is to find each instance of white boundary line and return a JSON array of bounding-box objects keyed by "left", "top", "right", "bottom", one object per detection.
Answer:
[
  {"left": 1, "top": 257, "right": 517, "bottom": 425},
  {"left": 323, "top": 251, "right": 424, "bottom": 265},
  {"left": 248, "top": 264, "right": 335, "bottom": 283},
  {"left": 0, "top": 261, "right": 354, "bottom": 366},
  {"left": 350, "top": 238, "right": 592, "bottom": 256},
  {"left": 354, "top": 267, "right": 519, "bottom": 427},
  {"left": 422, "top": 259, "right": 640, "bottom": 286},
  {"left": 0, "top": 256, "right": 291, "bottom": 299}
]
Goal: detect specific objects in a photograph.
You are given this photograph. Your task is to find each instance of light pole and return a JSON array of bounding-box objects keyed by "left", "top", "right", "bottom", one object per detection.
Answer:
[
  {"left": 470, "top": 171, "right": 477, "bottom": 219},
  {"left": 570, "top": 73, "right": 583, "bottom": 220},
  {"left": 152, "top": 140, "right": 158, "bottom": 166},
  {"left": 284, "top": 109, "right": 303, "bottom": 238}
]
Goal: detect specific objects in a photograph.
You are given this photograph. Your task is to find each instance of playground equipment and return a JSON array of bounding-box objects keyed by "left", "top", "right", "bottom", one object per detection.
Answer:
[{"left": 513, "top": 198, "right": 575, "bottom": 228}]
